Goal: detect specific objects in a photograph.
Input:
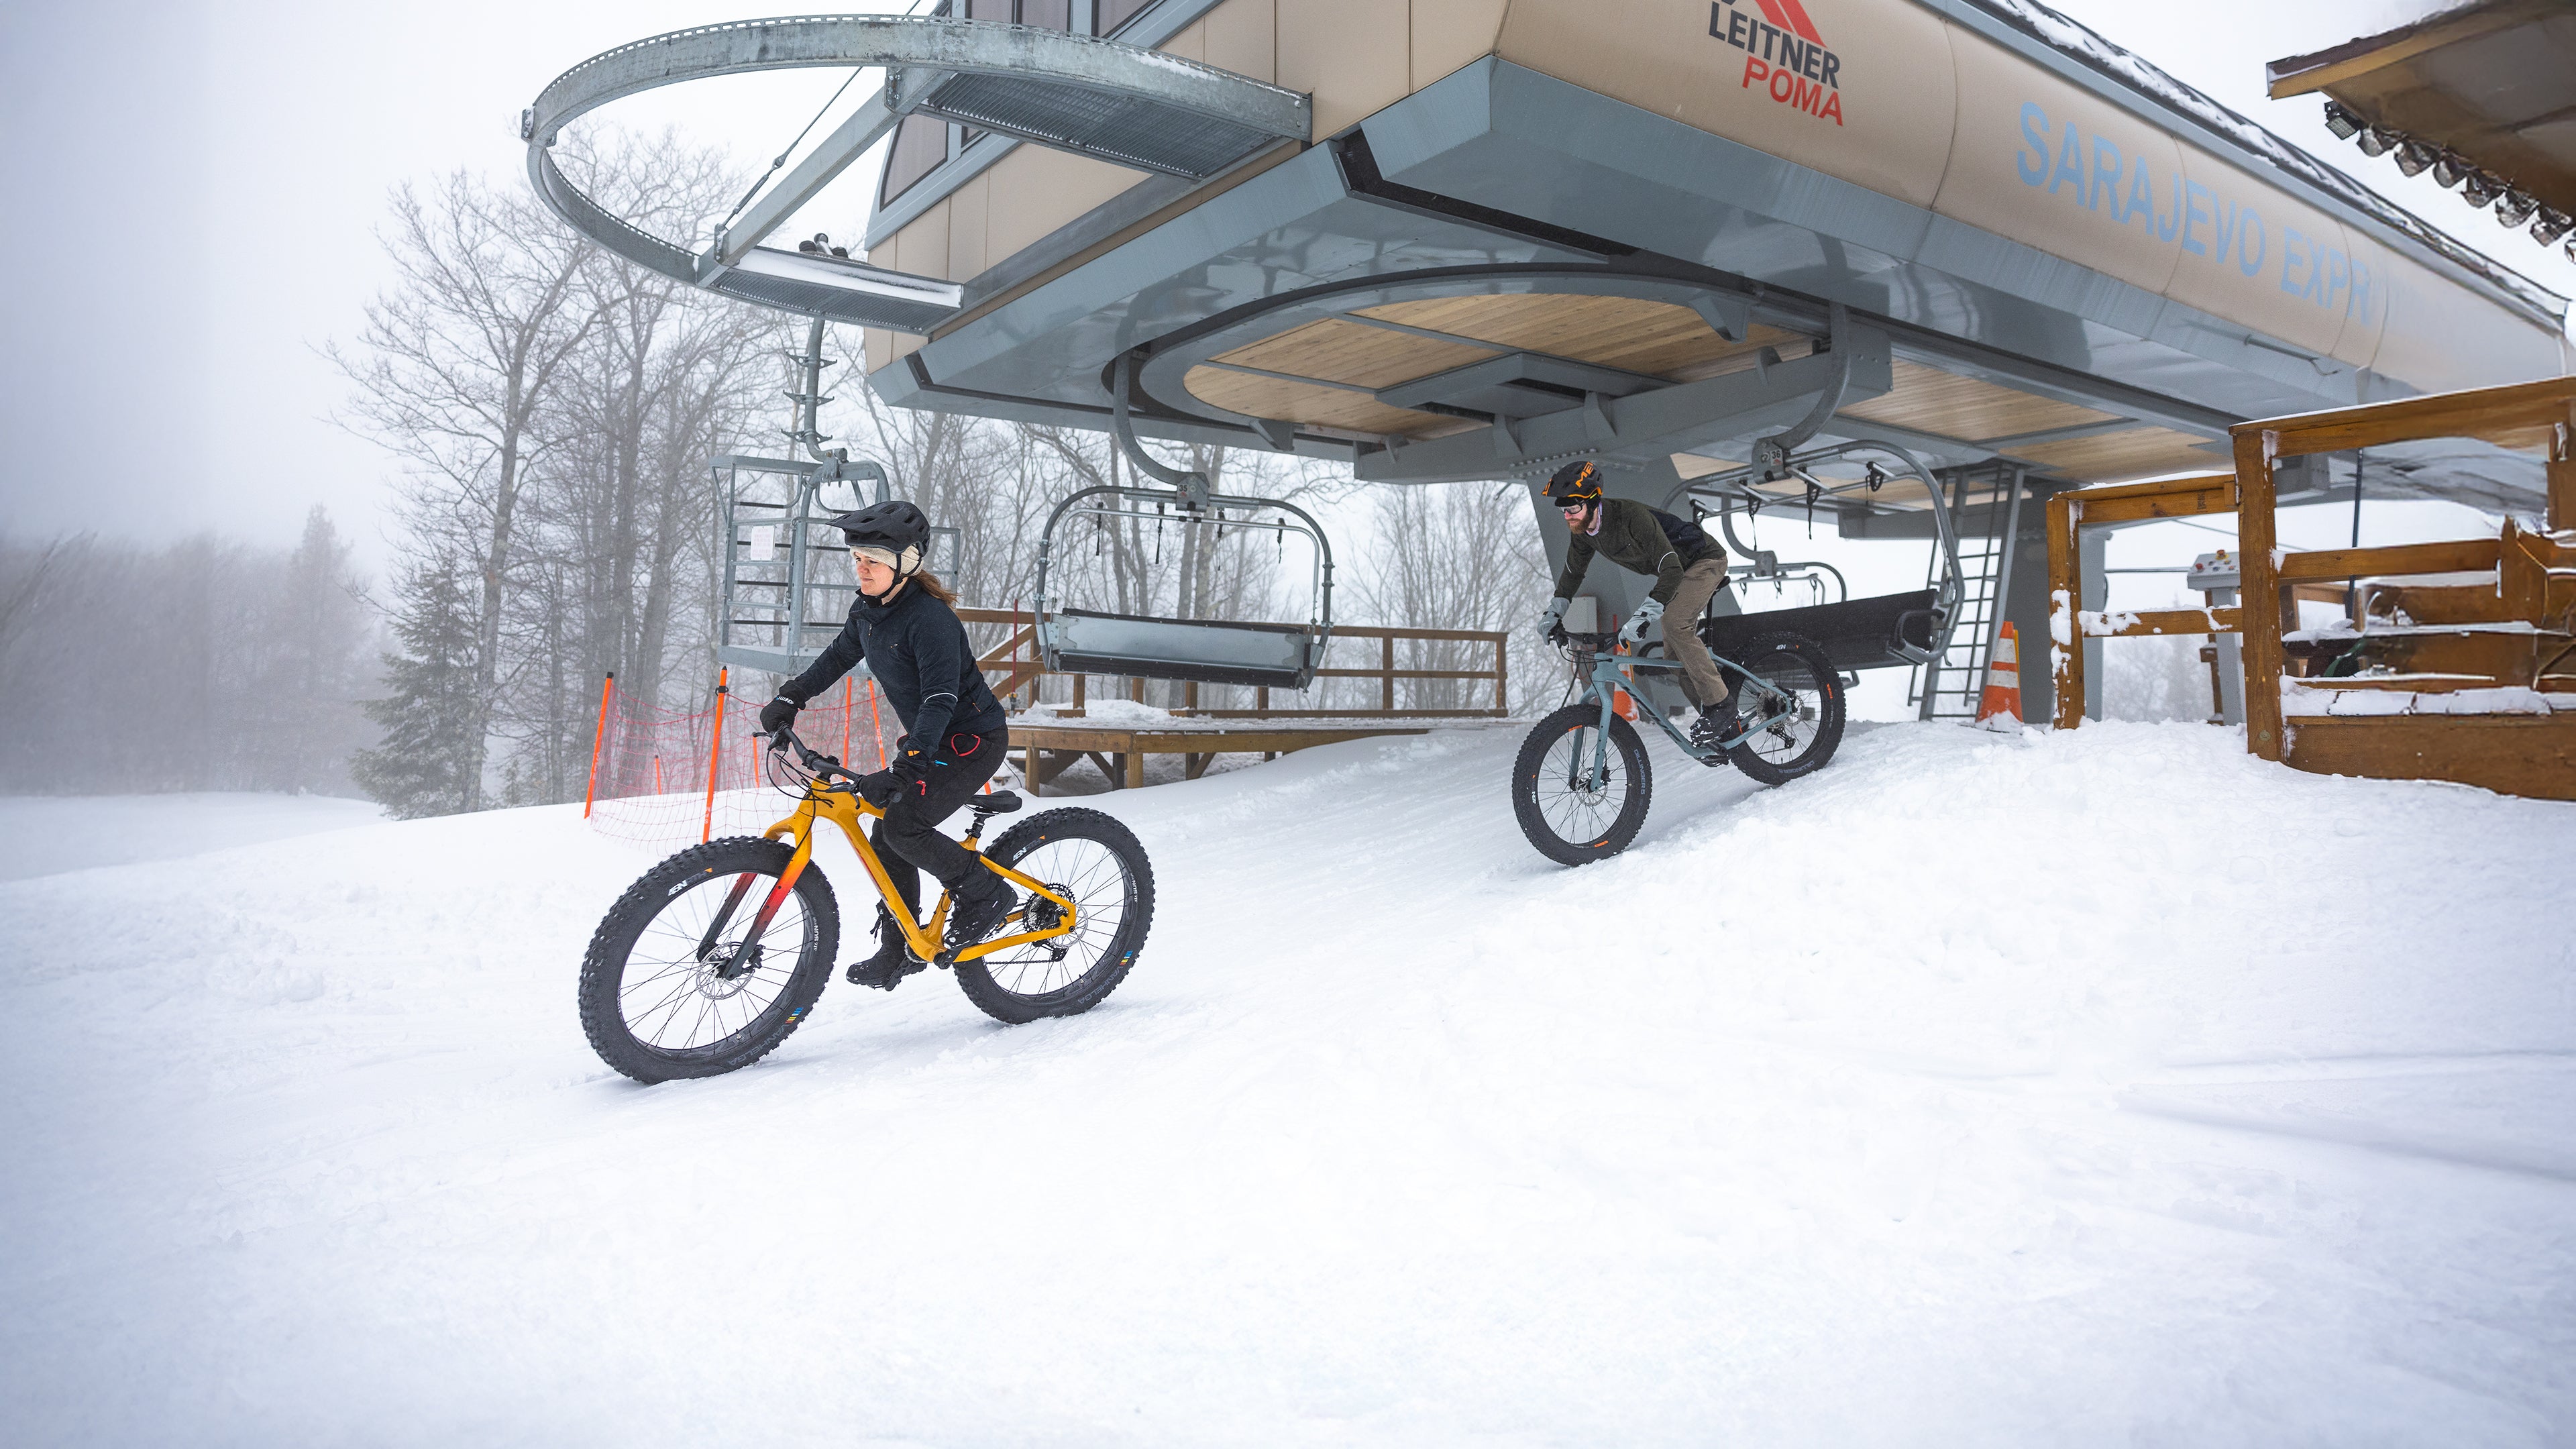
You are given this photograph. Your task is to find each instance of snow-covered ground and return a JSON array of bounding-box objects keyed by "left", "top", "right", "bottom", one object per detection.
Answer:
[
  {"left": 0, "top": 792, "right": 384, "bottom": 881},
  {"left": 5, "top": 724, "right": 2572, "bottom": 1446}
]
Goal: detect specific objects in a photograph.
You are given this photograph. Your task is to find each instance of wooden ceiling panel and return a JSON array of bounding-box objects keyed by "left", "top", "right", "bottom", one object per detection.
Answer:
[
  {"left": 1214, "top": 319, "right": 1496, "bottom": 389},
  {"left": 1838, "top": 361, "right": 2118, "bottom": 443},
  {"left": 1353, "top": 294, "right": 1794, "bottom": 379},
  {"left": 1183, "top": 365, "right": 1454, "bottom": 437},
  {"left": 2011, "top": 426, "right": 2226, "bottom": 482}
]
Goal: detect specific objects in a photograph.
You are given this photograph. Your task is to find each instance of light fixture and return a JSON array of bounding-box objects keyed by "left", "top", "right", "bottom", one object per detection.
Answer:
[
  {"left": 2493, "top": 191, "right": 2540, "bottom": 229},
  {"left": 2356, "top": 125, "right": 2398, "bottom": 157},
  {"left": 2322, "top": 101, "right": 2363, "bottom": 140},
  {"left": 2430, "top": 152, "right": 2469, "bottom": 189},
  {"left": 2460, "top": 170, "right": 2506, "bottom": 208},
  {"left": 2394, "top": 140, "right": 2438, "bottom": 177},
  {"left": 2531, "top": 207, "right": 2575, "bottom": 248}
]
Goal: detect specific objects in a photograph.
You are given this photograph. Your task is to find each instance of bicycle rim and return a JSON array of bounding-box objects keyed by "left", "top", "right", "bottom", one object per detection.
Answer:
[
  {"left": 977, "top": 837, "right": 1134, "bottom": 998},
  {"left": 1534, "top": 722, "right": 1629, "bottom": 845},
  {"left": 1739, "top": 659, "right": 1826, "bottom": 767},
  {"left": 618, "top": 873, "right": 817, "bottom": 1056}
]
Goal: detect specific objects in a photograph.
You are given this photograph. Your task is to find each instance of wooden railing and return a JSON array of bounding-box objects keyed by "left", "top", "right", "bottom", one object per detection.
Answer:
[
  {"left": 2046, "top": 374, "right": 2575, "bottom": 800},
  {"left": 958, "top": 608, "right": 1510, "bottom": 719}
]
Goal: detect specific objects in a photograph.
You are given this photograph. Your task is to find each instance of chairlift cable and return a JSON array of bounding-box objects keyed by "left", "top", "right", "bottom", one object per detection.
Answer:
[{"left": 717, "top": 65, "right": 869, "bottom": 237}]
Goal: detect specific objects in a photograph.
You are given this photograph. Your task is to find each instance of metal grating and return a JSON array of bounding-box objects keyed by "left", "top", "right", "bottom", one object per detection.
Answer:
[
  {"left": 708, "top": 264, "right": 961, "bottom": 332},
  {"left": 923, "top": 71, "right": 1279, "bottom": 178}
]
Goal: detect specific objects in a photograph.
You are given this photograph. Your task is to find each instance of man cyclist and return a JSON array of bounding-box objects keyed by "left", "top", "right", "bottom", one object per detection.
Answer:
[
  {"left": 1536, "top": 460, "right": 1738, "bottom": 748},
  {"left": 757, "top": 500, "right": 1014, "bottom": 990}
]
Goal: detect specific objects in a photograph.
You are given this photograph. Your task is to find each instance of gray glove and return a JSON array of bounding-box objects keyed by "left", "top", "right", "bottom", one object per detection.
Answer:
[
  {"left": 1538, "top": 597, "right": 1570, "bottom": 635},
  {"left": 1617, "top": 598, "right": 1663, "bottom": 646}
]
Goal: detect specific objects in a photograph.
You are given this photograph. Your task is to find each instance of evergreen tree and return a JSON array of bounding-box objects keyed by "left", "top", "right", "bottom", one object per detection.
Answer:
[{"left": 352, "top": 557, "right": 486, "bottom": 818}]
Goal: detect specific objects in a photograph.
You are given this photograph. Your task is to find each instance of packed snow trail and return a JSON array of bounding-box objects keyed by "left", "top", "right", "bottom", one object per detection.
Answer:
[{"left": 4, "top": 723, "right": 2572, "bottom": 1446}]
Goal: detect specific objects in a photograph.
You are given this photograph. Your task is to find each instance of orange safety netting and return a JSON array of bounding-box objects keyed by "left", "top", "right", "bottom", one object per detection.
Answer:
[{"left": 583, "top": 671, "right": 945, "bottom": 849}]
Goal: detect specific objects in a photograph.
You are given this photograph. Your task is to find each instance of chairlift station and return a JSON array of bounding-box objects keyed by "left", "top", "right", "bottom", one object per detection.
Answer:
[{"left": 527, "top": 0, "right": 2574, "bottom": 720}]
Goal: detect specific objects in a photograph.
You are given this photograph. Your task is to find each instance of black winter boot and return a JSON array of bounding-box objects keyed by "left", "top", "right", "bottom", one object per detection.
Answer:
[
  {"left": 847, "top": 908, "right": 926, "bottom": 989},
  {"left": 1690, "top": 698, "right": 1739, "bottom": 751},
  {"left": 941, "top": 870, "right": 1018, "bottom": 963}
]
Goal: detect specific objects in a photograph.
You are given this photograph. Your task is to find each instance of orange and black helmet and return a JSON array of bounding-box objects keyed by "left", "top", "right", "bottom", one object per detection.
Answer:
[{"left": 1543, "top": 460, "right": 1604, "bottom": 505}]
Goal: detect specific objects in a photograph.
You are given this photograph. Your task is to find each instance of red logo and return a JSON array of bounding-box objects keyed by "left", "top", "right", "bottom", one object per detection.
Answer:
[{"left": 1709, "top": 1, "right": 1845, "bottom": 127}]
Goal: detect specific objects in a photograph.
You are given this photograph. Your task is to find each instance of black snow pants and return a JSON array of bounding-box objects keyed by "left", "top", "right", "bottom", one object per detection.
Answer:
[{"left": 873, "top": 724, "right": 1008, "bottom": 918}]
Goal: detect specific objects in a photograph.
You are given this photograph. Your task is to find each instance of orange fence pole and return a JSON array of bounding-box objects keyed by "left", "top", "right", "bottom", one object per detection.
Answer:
[
  {"left": 867, "top": 682, "right": 886, "bottom": 768},
  {"left": 840, "top": 676, "right": 852, "bottom": 763},
  {"left": 582, "top": 672, "right": 614, "bottom": 818},
  {"left": 702, "top": 667, "right": 729, "bottom": 843}
]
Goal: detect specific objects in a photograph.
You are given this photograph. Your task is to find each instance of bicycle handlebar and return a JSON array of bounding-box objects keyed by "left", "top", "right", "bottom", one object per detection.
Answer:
[{"left": 761, "top": 724, "right": 865, "bottom": 785}]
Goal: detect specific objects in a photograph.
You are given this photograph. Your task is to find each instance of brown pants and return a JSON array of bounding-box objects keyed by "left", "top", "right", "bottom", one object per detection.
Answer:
[{"left": 1660, "top": 557, "right": 1733, "bottom": 708}]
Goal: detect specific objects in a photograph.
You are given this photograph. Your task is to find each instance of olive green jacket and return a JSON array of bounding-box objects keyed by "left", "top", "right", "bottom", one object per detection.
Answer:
[{"left": 1552, "top": 498, "right": 1723, "bottom": 606}]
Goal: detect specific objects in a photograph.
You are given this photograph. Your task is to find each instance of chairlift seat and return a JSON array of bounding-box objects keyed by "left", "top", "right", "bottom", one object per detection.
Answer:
[
  {"left": 1041, "top": 607, "right": 1325, "bottom": 690},
  {"left": 1699, "top": 588, "right": 1941, "bottom": 673}
]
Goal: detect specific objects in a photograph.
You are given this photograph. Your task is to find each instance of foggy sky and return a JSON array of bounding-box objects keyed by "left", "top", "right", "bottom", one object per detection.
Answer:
[{"left": 2, "top": 0, "right": 2566, "bottom": 571}]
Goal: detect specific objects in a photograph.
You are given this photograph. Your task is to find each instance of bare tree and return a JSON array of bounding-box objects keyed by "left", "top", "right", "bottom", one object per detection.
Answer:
[{"left": 331, "top": 166, "right": 600, "bottom": 808}]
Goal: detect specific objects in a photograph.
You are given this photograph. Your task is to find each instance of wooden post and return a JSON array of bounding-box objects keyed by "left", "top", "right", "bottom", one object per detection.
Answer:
[
  {"left": 2046, "top": 493, "right": 2084, "bottom": 729},
  {"left": 1185, "top": 680, "right": 1198, "bottom": 714},
  {"left": 1130, "top": 676, "right": 1143, "bottom": 704},
  {"left": 1495, "top": 634, "right": 1508, "bottom": 714},
  {"left": 1073, "top": 673, "right": 1086, "bottom": 711},
  {"left": 2235, "top": 428, "right": 2288, "bottom": 761},
  {"left": 2549, "top": 401, "right": 2573, "bottom": 534},
  {"left": 1124, "top": 749, "right": 1145, "bottom": 790},
  {"left": 1381, "top": 633, "right": 1396, "bottom": 712},
  {"left": 702, "top": 667, "right": 729, "bottom": 843},
  {"left": 582, "top": 672, "right": 614, "bottom": 818}
]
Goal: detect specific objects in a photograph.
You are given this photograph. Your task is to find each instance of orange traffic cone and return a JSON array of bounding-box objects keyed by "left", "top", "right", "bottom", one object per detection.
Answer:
[{"left": 1975, "top": 621, "right": 2023, "bottom": 728}]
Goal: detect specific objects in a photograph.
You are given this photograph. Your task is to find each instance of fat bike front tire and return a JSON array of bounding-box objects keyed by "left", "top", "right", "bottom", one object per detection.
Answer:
[
  {"left": 578, "top": 837, "right": 839, "bottom": 1083},
  {"left": 955, "top": 808, "right": 1155, "bottom": 1025},
  {"left": 1512, "top": 704, "right": 1652, "bottom": 865},
  {"left": 1725, "top": 631, "right": 1847, "bottom": 787}
]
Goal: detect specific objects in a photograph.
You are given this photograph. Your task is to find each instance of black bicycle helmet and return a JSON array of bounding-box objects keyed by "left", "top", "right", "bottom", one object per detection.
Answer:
[
  {"left": 830, "top": 500, "right": 929, "bottom": 577},
  {"left": 1542, "top": 460, "right": 1604, "bottom": 505}
]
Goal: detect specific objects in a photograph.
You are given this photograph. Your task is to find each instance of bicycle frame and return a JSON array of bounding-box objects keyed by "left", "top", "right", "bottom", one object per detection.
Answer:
[
  {"left": 700, "top": 747, "right": 1078, "bottom": 970},
  {"left": 1564, "top": 638, "right": 1800, "bottom": 784}
]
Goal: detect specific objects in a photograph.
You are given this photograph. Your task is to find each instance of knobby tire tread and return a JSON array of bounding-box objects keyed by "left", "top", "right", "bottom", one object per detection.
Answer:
[
  {"left": 579, "top": 836, "right": 839, "bottom": 1083},
  {"left": 1725, "top": 631, "right": 1847, "bottom": 787},
  {"left": 954, "top": 807, "right": 1155, "bottom": 1025},
  {"left": 1512, "top": 704, "right": 1653, "bottom": 865}
]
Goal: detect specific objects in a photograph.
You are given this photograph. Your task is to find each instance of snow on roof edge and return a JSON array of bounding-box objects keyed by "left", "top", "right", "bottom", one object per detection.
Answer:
[{"left": 1955, "top": 0, "right": 2570, "bottom": 331}]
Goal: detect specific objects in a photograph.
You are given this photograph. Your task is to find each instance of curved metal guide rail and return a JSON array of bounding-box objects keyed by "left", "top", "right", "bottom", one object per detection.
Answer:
[
  {"left": 523, "top": 15, "right": 1310, "bottom": 331},
  {"left": 1031, "top": 485, "right": 1336, "bottom": 692}
]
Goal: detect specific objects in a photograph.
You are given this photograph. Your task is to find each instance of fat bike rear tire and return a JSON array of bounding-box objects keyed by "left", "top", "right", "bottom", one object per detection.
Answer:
[
  {"left": 1512, "top": 704, "right": 1653, "bottom": 865},
  {"left": 955, "top": 808, "right": 1155, "bottom": 1025},
  {"left": 578, "top": 837, "right": 839, "bottom": 1083},
  {"left": 1725, "top": 631, "right": 1846, "bottom": 787}
]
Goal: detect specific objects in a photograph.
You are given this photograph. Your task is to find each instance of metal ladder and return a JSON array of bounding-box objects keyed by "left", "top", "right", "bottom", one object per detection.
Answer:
[{"left": 1910, "top": 466, "right": 2026, "bottom": 720}]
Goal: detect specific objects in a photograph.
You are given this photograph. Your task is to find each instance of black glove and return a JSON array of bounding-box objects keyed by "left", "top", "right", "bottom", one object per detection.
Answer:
[
  {"left": 854, "top": 770, "right": 905, "bottom": 808},
  {"left": 758, "top": 694, "right": 800, "bottom": 733}
]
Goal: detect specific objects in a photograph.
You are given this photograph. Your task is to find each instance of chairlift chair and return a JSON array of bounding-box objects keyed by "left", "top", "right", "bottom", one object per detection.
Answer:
[{"left": 1030, "top": 484, "right": 1335, "bottom": 690}]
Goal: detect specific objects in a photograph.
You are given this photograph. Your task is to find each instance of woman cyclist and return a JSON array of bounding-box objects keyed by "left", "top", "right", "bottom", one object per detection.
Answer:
[{"left": 757, "top": 500, "right": 1013, "bottom": 990}]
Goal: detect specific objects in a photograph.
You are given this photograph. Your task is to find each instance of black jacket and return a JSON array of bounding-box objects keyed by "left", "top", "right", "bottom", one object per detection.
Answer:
[{"left": 782, "top": 583, "right": 1006, "bottom": 753}]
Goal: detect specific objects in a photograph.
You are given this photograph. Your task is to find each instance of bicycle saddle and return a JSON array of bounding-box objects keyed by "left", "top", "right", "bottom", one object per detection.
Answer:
[{"left": 971, "top": 791, "right": 1024, "bottom": 815}]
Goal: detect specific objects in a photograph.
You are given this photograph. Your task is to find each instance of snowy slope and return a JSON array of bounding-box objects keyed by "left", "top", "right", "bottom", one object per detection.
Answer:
[
  {"left": 0, "top": 792, "right": 384, "bottom": 881},
  {"left": 4, "top": 724, "right": 2573, "bottom": 1446}
]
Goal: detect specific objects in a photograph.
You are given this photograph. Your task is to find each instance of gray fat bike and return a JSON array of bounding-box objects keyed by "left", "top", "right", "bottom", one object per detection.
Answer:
[{"left": 1512, "top": 626, "right": 1846, "bottom": 864}]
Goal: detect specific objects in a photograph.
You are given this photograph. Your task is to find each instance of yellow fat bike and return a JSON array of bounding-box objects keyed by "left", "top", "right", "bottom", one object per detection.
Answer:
[{"left": 578, "top": 726, "right": 1155, "bottom": 1083}]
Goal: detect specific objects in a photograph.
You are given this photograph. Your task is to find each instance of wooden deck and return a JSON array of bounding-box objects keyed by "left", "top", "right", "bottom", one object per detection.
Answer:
[{"left": 1010, "top": 718, "right": 1436, "bottom": 794}]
